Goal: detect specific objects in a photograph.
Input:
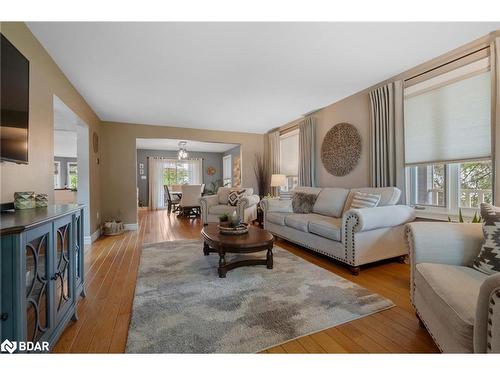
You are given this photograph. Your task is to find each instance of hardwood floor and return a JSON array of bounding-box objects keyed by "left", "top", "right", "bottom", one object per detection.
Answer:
[{"left": 52, "top": 208, "right": 439, "bottom": 353}]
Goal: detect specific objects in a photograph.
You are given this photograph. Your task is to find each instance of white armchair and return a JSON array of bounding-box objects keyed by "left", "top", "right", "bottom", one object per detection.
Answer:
[
  {"left": 406, "top": 222, "right": 500, "bottom": 352},
  {"left": 199, "top": 187, "right": 260, "bottom": 224}
]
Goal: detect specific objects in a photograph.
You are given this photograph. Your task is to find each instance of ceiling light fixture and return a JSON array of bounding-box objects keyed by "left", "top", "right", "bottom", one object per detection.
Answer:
[{"left": 178, "top": 141, "right": 188, "bottom": 160}]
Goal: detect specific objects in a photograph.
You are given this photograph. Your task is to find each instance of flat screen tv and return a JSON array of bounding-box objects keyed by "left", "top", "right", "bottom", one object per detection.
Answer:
[{"left": 1, "top": 33, "right": 29, "bottom": 164}]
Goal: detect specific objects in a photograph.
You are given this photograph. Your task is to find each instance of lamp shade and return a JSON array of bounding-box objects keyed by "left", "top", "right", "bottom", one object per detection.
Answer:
[{"left": 270, "top": 174, "right": 287, "bottom": 187}]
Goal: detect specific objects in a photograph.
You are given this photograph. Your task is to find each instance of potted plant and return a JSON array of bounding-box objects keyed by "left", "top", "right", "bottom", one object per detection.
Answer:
[{"left": 219, "top": 213, "right": 231, "bottom": 227}]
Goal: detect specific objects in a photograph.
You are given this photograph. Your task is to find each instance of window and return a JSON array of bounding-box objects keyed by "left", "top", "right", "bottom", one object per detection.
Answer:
[
  {"left": 404, "top": 56, "right": 492, "bottom": 215},
  {"left": 222, "top": 155, "right": 232, "bottom": 187},
  {"left": 54, "top": 161, "right": 61, "bottom": 189},
  {"left": 279, "top": 129, "right": 299, "bottom": 192},
  {"left": 67, "top": 162, "right": 78, "bottom": 190},
  {"left": 162, "top": 158, "right": 202, "bottom": 186}
]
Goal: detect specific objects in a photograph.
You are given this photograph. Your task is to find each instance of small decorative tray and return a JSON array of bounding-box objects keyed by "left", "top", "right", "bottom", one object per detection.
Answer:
[{"left": 218, "top": 223, "right": 249, "bottom": 235}]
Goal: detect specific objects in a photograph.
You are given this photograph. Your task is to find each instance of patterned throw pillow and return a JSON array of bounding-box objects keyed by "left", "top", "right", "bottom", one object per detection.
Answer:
[
  {"left": 292, "top": 192, "right": 317, "bottom": 213},
  {"left": 473, "top": 203, "right": 500, "bottom": 275},
  {"left": 228, "top": 189, "right": 246, "bottom": 206},
  {"left": 349, "top": 191, "right": 381, "bottom": 209}
]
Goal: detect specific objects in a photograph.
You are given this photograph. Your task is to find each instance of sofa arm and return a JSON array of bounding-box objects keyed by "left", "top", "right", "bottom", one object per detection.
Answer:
[
  {"left": 343, "top": 205, "right": 415, "bottom": 233},
  {"left": 199, "top": 195, "right": 219, "bottom": 224},
  {"left": 238, "top": 194, "right": 260, "bottom": 209},
  {"left": 406, "top": 222, "right": 483, "bottom": 267},
  {"left": 474, "top": 273, "right": 500, "bottom": 353}
]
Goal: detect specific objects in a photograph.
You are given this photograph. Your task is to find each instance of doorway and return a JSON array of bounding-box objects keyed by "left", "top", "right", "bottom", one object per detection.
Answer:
[{"left": 53, "top": 96, "right": 91, "bottom": 240}]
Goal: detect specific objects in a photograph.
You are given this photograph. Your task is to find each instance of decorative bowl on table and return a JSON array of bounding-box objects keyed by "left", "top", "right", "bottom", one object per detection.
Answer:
[{"left": 218, "top": 222, "right": 249, "bottom": 235}]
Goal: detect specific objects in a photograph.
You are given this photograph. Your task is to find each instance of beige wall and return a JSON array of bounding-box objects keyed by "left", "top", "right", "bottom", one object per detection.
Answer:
[
  {"left": 313, "top": 92, "right": 371, "bottom": 188},
  {"left": 100, "top": 122, "right": 264, "bottom": 225},
  {"left": 0, "top": 22, "right": 102, "bottom": 233}
]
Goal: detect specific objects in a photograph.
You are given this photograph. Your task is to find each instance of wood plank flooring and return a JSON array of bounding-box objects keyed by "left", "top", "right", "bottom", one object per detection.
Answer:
[{"left": 52, "top": 208, "right": 439, "bottom": 353}]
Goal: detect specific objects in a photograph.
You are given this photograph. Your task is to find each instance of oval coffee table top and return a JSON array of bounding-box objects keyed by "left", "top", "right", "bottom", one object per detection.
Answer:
[{"left": 201, "top": 224, "right": 274, "bottom": 249}]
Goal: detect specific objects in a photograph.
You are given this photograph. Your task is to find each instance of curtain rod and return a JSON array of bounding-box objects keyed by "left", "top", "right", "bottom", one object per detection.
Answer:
[
  {"left": 147, "top": 156, "right": 203, "bottom": 160},
  {"left": 404, "top": 46, "right": 489, "bottom": 82}
]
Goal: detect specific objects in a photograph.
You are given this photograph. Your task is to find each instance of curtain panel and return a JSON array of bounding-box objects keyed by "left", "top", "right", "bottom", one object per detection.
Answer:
[
  {"left": 298, "top": 117, "right": 316, "bottom": 187},
  {"left": 493, "top": 38, "right": 500, "bottom": 205},
  {"left": 369, "top": 81, "right": 405, "bottom": 202},
  {"left": 268, "top": 131, "right": 281, "bottom": 196},
  {"left": 148, "top": 157, "right": 165, "bottom": 210}
]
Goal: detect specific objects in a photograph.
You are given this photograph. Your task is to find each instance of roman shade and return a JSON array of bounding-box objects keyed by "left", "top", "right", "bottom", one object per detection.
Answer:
[
  {"left": 279, "top": 129, "right": 299, "bottom": 176},
  {"left": 404, "top": 58, "right": 491, "bottom": 166}
]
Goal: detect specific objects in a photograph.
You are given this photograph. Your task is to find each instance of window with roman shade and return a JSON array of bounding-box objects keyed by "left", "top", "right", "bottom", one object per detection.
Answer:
[
  {"left": 404, "top": 54, "right": 494, "bottom": 214},
  {"left": 404, "top": 58, "right": 491, "bottom": 166},
  {"left": 279, "top": 129, "right": 299, "bottom": 192}
]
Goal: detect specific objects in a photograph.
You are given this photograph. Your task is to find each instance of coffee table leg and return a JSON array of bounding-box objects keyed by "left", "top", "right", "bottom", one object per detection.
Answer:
[
  {"left": 203, "top": 241, "right": 210, "bottom": 256},
  {"left": 267, "top": 248, "right": 273, "bottom": 269},
  {"left": 218, "top": 252, "right": 227, "bottom": 278}
]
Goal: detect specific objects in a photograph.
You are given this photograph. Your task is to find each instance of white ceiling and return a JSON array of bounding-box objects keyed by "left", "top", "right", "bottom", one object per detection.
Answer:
[
  {"left": 136, "top": 138, "right": 238, "bottom": 152},
  {"left": 29, "top": 22, "right": 500, "bottom": 133}
]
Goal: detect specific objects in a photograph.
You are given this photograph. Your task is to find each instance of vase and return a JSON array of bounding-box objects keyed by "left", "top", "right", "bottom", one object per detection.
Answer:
[
  {"left": 35, "top": 193, "right": 48, "bottom": 208},
  {"left": 14, "top": 191, "right": 36, "bottom": 210}
]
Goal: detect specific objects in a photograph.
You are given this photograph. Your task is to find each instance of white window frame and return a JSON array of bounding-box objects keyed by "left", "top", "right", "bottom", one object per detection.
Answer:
[
  {"left": 406, "top": 160, "right": 492, "bottom": 220},
  {"left": 67, "top": 161, "right": 78, "bottom": 190},
  {"left": 222, "top": 155, "right": 232, "bottom": 187},
  {"left": 54, "top": 161, "right": 61, "bottom": 189}
]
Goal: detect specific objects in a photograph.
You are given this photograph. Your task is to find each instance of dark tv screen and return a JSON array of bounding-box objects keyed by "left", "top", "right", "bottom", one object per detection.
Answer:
[{"left": 1, "top": 33, "right": 29, "bottom": 164}]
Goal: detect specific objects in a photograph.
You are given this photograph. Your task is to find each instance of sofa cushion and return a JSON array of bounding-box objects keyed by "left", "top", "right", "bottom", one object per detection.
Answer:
[
  {"left": 415, "top": 263, "right": 488, "bottom": 352},
  {"left": 284, "top": 214, "right": 310, "bottom": 232},
  {"left": 473, "top": 203, "right": 500, "bottom": 275},
  {"left": 292, "top": 192, "right": 317, "bottom": 214},
  {"left": 312, "top": 188, "right": 350, "bottom": 218},
  {"left": 343, "top": 187, "right": 401, "bottom": 214},
  {"left": 308, "top": 214, "right": 342, "bottom": 241},
  {"left": 217, "top": 187, "right": 253, "bottom": 204},
  {"left": 208, "top": 204, "right": 236, "bottom": 216},
  {"left": 266, "top": 199, "right": 293, "bottom": 213},
  {"left": 266, "top": 212, "right": 292, "bottom": 226}
]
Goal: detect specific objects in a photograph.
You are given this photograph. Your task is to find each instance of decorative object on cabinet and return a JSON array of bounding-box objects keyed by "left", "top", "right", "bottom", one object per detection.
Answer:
[
  {"left": 321, "top": 123, "right": 361, "bottom": 176},
  {"left": 0, "top": 204, "right": 85, "bottom": 352},
  {"left": 35, "top": 193, "right": 48, "bottom": 208},
  {"left": 14, "top": 191, "right": 35, "bottom": 210},
  {"left": 207, "top": 166, "right": 216, "bottom": 176}
]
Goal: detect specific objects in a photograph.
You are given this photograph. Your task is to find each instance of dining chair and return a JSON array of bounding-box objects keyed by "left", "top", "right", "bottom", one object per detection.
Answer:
[
  {"left": 164, "top": 185, "right": 180, "bottom": 213},
  {"left": 179, "top": 184, "right": 202, "bottom": 217}
]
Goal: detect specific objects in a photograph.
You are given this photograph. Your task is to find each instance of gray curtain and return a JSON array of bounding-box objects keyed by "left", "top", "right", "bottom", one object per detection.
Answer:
[
  {"left": 369, "top": 81, "right": 405, "bottom": 202},
  {"left": 298, "top": 117, "right": 316, "bottom": 187},
  {"left": 492, "top": 38, "right": 500, "bottom": 206},
  {"left": 268, "top": 131, "right": 281, "bottom": 196}
]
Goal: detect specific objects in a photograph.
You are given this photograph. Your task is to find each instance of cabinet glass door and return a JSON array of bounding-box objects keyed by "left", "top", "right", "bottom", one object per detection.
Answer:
[
  {"left": 25, "top": 225, "right": 51, "bottom": 342},
  {"left": 54, "top": 219, "right": 73, "bottom": 317}
]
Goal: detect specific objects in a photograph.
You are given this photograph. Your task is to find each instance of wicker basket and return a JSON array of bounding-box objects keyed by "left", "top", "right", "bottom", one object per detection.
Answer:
[{"left": 102, "top": 220, "right": 125, "bottom": 236}]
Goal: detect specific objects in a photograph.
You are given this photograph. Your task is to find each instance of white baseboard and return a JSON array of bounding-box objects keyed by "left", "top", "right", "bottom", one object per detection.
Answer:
[
  {"left": 84, "top": 228, "right": 101, "bottom": 245},
  {"left": 124, "top": 223, "right": 138, "bottom": 231}
]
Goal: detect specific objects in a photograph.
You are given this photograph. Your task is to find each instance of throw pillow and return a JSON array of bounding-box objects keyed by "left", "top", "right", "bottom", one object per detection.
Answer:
[
  {"left": 472, "top": 203, "right": 500, "bottom": 275},
  {"left": 349, "top": 191, "right": 381, "bottom": 209},
  {"left": 228, "top": 189, "right": 246, "bottom": 206},
  {"left": 292, "top": 192, "right": 317, "bottom": 213}
]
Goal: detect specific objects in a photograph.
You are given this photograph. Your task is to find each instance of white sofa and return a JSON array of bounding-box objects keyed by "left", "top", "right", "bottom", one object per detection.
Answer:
[
  {"left": 407, "top": 222, "right": 500, "bottom": 353},
  {"left": 260, "top": 186, "right": 415, "bottom": 274},
  {"left": 199, "top": 187, "right": 260, "bottom": 224}
]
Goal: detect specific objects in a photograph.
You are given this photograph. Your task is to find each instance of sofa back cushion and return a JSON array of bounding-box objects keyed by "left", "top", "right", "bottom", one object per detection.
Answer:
[
  {"left": 343, "top": 187, "right": 401, "bottom": 214},
  {"left": 217, "top": 187, "right": 253, "bottom": 204},
  {"left": 312, "top": 187, "right": 350, "bottom": 218}
]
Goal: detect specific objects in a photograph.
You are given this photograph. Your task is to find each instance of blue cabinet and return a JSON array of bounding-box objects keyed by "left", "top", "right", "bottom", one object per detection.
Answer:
[{"left": 0, "top": 205, "right": 85, "bottom": 353}]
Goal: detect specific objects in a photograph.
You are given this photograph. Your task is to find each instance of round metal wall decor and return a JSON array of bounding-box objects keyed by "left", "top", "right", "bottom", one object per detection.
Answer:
[
  {"left": 321, "top": 123, "right": 361, "bottom": 176},
  {"left": 207, "top": 166, "right": 216, "bottom": 176}
]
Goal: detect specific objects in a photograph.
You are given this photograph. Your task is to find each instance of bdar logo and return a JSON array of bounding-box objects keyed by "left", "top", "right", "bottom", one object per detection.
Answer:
[{"left": 1, "top": 339, "right": 17, "bottom": 354}]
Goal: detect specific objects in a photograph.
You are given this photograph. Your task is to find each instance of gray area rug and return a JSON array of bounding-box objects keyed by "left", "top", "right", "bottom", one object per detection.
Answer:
[{"left": 126, "top": 240, "right": 394, "bottom": 353}]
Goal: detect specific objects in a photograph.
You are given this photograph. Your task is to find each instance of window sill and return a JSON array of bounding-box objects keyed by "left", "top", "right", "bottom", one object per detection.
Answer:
[{"left": 414, "top": 208, "right": 481, "bottom": 222}]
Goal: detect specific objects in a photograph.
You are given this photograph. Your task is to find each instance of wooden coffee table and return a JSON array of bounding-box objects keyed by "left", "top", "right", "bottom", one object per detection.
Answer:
[{"left": 201, "top": 224, "right": 274, "bottom": 278}]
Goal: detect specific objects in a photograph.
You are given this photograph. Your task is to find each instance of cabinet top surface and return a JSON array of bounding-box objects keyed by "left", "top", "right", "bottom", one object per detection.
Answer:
[{"left": 1, "top": 204, "right": 84, "bottom": 236}]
